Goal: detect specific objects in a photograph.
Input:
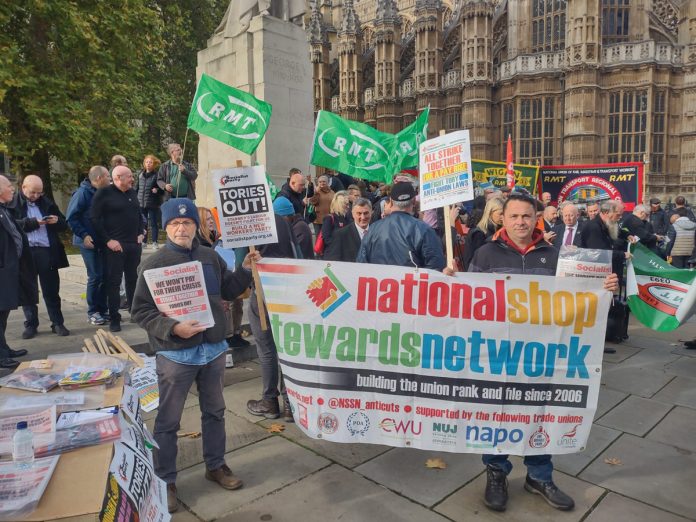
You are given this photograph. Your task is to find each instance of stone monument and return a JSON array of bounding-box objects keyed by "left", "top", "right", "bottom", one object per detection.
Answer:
[{"left": 195, "top": 0, "right": 313, "bottom": 207}]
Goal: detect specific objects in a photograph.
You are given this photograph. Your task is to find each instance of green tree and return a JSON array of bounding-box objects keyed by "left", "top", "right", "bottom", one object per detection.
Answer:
[
  {"left": 0, "top": 1, "right": 166, "bottom": 194},
  {"left": 0, "top": 0, "right": 228, "bottom": 196}
]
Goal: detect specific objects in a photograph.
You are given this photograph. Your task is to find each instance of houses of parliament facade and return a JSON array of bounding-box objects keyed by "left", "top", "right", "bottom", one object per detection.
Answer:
[{"left": 306, "top": 0, "right": 696, "bottom": 200}]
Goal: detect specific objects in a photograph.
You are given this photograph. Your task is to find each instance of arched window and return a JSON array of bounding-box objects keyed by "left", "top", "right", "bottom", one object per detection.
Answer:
[{"left": 531, "top": 0, "right": 566, "bottom": 53}]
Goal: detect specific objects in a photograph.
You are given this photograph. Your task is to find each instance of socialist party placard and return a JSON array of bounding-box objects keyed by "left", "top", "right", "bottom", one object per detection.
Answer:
[
  {"left": 257, "top": 259, "right": 611, "bottom": 455},
  {"left": 212, "top": 166, "right": 278, "bottom": 248}
]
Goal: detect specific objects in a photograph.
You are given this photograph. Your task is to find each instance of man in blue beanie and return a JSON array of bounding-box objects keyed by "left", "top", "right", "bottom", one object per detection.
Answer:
[{"left": 131, "top": 198, "right": 260, "bottom": 513}]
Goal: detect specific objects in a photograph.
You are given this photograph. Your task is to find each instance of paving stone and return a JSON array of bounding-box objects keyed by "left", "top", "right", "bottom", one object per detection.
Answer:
[
  {"left": 223, "top": 361, "right": 262, "bottom": 386},
  {"left": 601, "top": 344, "right": 641, "bottom": 363},
  {"left": 144, "top": 406, "right": 270, "bottom": 472},
  {"left": 219, "top": 464, "right": 451, "bottom": 522},
  {"left": 670, "top": 345, "right": 696, "bottom": 358},
  {"left": 652, "top": 376, "right": 696, "bottom": 409},
  {"left": 596, "top": 395, "right": 672, "bottom": 436},
  {"left": 434, "top": 457, "right": 604, "bottom": 521},
  {"left": 176, "top": 436, "right": 330, "bottom": 521},
  {"left": 222, "top": 377, "right": 269, "bottom": 424},
  {"left": 600, "top": 365, "right": 674, "bottom": 397},
  {"left": 664, "top": 356, "right": 696, "bottom": 379},
  {"left": 621, "top": 347, "right": 681, "bottom": 368},
  {"left": 553, "top": 424, "right": 621, "bottom": 476},
  {"left": 170, "top": 508, "right": 203, "bottom": 522},
  {"left": 594, "top": 387, "right": 628, "bottom": 419},
  {"left": 579, "top": 434, "right": 696, "bottom": 520},
  {"left": 258, "top": 418, "right": 391, "bottom": 468},
  {"left": 355, "top": 447, "right": 488, "bottom": 507},
  {"left": 585, "top": 493, "right": 691, "bottom": 522},
  {"left": 646, "top": 406, "right": 696, "bottom": 453}
]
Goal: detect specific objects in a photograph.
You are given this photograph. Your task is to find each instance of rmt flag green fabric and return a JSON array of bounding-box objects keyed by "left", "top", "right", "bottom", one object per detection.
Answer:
[
  {"left": 393, "top": 107, "right": 429, "bottom": 171},
  {"left": 626, "top": 243, "right": 696, "bottom": 331},
  {"left": 310, "top": 110, "right": 398, "bottom": 183},
  {"left": 187, "top": 74, "right": 272, "bottom": 154}
]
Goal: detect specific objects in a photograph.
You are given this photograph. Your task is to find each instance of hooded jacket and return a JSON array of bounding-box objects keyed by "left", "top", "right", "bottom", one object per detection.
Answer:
[
  {"left": 667, "top": 217, "right": 696, "bottom": 257},
  {"left": 66, "top": 179, "right": 98, "bottom": 246}
]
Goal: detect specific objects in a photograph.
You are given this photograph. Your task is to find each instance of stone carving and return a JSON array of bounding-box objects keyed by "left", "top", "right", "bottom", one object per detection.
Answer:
[{"left": 215, "top": 0, "right": 305, "bottom": 38}]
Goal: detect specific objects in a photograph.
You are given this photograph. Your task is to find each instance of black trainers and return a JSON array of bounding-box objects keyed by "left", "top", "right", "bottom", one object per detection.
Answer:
[
  {"left": 684, "top": 340, "right": 696, "bottom": 350},
  {"left": 483, "top": 466, "right": 508, "bottom": 511},
  {"left": 604, "top": 347, "right": 617, "bottom": 354},
  {"left": 283, "top": 401, "right": 294, "bottom": 423},
  {"left": 22, "top": 326, "right": 37, "bottom": 339},
  {"left": 524, "top": 475, "right": 575, "bottom": 511},
  {"left": 227, "top": 334, "right": 250, "bottom": 348},
  {"left": 109, "top": 320, "right": 121, "bottom": 333},
  {"left": 246, "top": 398, "right": 280, "bottom": 419},
  {"left": 51, "top": 324, "right": 70, "bottom": 336}
]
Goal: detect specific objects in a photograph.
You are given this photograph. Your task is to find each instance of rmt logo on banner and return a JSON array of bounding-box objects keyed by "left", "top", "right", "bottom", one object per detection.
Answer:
[{"left": 219, "top": 184, "right": 268, "bottom": 217}]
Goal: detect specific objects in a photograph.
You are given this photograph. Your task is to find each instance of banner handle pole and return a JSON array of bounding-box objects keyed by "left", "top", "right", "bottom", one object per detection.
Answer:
[
  {"left": 437, "top": 130, "right": 455, "bottom": 271},
  {"left": 234, "top": 159, "right": 269, "bottom": 331}
]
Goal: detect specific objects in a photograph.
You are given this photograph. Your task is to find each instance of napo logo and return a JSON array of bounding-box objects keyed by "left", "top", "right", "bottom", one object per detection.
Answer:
[
  {"left": 528, "top": 425, "right": 551, "bottom": 449},
  {"left": 346, "top": 411, "right": 370, "bottom": 436},
  {"left": 317, "top": 413, "right": 339, "bottom": 434}
]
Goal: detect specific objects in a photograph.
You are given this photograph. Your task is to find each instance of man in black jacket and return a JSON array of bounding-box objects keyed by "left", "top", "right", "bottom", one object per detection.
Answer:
[
  {"left": 278, "top": 168, "right": 314, "bottom": 218},
  {"left": 470, "top": 193, "right": 618, "bottom": 514},
  {"left": 9, "top": 175, "right": 70, "bottom": 338},
  {"left": 622, "top": 204, "right": 663, "bottom": 254},
  {"left": 648, "top": 197, "right": 669, "bottom": 236},
  {"left": 90, "top": 166, "right": 144, "bottom": 332},
  {"left": 578, "top": 200, "right": 629, "bottom": 283},
  {"left": 324, "top": 197, "right": 371, "bottom": 262},
  {"left": 131, "top": 198, "right": 258, "bottom": 513},
  {"left": 0, "top": 176, "right": 30, "bottom": 369}
]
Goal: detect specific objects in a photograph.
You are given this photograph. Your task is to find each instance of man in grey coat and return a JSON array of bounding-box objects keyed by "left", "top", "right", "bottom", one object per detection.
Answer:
[{"left": 131, "top": 198, "right": 258, "bottom": 513}]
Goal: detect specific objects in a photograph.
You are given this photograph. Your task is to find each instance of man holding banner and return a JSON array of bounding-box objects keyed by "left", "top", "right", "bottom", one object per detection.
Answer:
[{"left": 469, "top": 193, "right": 618, "bottom": 513}]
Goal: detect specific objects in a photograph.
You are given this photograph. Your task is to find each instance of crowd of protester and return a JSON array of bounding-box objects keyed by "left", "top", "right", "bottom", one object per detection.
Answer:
[{"left": 2, "top": 156, "right": 696, "bottom": 514}]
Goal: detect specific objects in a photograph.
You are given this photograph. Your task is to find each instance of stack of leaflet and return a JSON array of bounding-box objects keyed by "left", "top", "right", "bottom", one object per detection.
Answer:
[
  {"left": 0, "top": 369, "right": 63, "bottom": 393},
  {"left": 59, "top": 369, "right": 114, "bottom": 390}
]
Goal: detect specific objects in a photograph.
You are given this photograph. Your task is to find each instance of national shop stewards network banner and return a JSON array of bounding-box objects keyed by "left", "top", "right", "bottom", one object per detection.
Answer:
[{"left": 257, "top": 260, "right": 611, "bottom": 455}]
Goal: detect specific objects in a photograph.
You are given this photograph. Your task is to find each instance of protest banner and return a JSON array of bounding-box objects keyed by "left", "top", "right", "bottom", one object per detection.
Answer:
[
  {"left": 310, "top": 110, "right": 398, "bottom": 183},
  {"left": 539, "top": 163, "right": 643, "bottom": 211},
  {"left": 257, "top": 259, "right": 611, "bottom": 455},
  {"left": 472, "top": 160, "right": 539, "bottom": 195},
  {"left": 392, "top": 107, "right": 429, "bottom": 172},
  {"left": 143, "top": 261, "right": 215, "bottom": 328},
  {"left": 419, "top": 130, "right": 474, "bottom": 210},
  {"left": 627, "top": 243, "right": 696, "bottom": 331},
  {"left": 187, "top": 73, "right": 272, "bottom": 155},
  {"left": 211, "top": 165, "right": 278, "bottom": 249}
]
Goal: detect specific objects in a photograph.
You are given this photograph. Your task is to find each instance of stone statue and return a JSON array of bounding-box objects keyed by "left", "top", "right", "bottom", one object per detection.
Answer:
[{"left": 215, "top": 0, "right": 306, "bottom": 38}]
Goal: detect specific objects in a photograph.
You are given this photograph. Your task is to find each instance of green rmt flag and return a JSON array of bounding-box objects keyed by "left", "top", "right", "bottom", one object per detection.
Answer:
[
  {"left": 310, "top": 110, "right": 397, "bottom": 183},
  {"left": 393, "top": 107, "right": 429, "bottom": 171},
  {"left": 187, "top": 73, "right": 272, "bottom": 155},
  {"left": 626, "top": 243, "right": 696, "bottom": 331}
]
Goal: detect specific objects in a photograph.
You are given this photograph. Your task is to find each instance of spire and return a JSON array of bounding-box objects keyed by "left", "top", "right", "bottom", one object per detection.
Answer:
[
  {"left": 308, "top": 1, "right": 325, "bottom": 44},
  {"left": 375, "top": 0, "right": 399, "bottom": 25},
  {"left": 340, "top": 0, "right": 361, "bottom": 35}
]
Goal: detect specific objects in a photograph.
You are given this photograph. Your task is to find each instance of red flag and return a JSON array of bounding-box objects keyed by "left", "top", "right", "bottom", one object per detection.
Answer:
[{"left": 506, "top": 134, "right": 515, "bottom": 189}]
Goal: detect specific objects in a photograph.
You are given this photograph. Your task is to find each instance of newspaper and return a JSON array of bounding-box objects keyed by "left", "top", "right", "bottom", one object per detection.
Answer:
[
  {"left": 0, "top": 456, "right": 60, "bottom": 520},
  {"left": 556, "top": 245, "right": 612, "bottom": 280},
  {"left": 129, "top": 357, "right": 159, "bottom": 412},
  {"left": 0, "top": 406, "right": 56, "bottom": 455},
  {"left": 143, "top": 261, "right": 215, "bottom": 328}
]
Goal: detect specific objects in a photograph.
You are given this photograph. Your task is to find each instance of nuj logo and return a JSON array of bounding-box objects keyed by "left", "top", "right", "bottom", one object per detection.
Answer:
[
  {"left": 318, "top": 127, "right": 388, "bottom": 171},
  {"left": 196, "top": 93, "right": 267, "bottom": 140}
]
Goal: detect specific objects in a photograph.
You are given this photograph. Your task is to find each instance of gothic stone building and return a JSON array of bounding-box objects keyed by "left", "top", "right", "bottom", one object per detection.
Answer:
[{"left": 307, "top": 0, "right": 696, "bottom": 201}]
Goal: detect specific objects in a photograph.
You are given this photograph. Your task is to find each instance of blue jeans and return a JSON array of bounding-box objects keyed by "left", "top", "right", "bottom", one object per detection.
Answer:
[
  {"left": 482, "top": 454, "right": 553, "bottom": 482},
  {"left": 142, "top": 208, "right": 160, "bottom": 244},
  {"left": 80, "top": 245, "right": 107, "bottom": 316}
]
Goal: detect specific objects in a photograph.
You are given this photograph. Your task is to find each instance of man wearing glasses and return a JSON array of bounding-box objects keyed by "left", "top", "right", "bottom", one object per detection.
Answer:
[{"left": 131, "top": 198, "right": 259, "bottom": 513}]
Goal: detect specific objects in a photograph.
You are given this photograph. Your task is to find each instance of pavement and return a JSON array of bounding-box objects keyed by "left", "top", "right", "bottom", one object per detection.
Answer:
[{"left": 3, "top": 252, "right": 696, "bottom": 521}]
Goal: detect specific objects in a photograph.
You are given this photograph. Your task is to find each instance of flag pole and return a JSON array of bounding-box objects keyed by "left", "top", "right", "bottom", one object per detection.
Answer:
[{"left": 439, "top": 129, "right": 455, "bottom": 271}]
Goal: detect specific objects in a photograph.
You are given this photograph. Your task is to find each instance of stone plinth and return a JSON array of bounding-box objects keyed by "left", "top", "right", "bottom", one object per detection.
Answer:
[{"left": 196, "top": 15, "right": 314, "bottom": 207}]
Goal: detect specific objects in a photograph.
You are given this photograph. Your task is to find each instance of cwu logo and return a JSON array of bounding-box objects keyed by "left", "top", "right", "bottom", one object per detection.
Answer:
[{"left": 379, "top": 418, "right": 422, "bottom": 436}]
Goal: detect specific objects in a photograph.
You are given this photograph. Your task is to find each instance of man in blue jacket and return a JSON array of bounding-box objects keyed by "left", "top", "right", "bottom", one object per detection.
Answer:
[{"left": 66, "top": 166, "right": 111, "bottom": 325}]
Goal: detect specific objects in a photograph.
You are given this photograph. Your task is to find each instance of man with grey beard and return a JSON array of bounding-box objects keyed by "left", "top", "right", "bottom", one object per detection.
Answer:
[{"left": 578, "top": 200, "right": 628, "bottom": 271}]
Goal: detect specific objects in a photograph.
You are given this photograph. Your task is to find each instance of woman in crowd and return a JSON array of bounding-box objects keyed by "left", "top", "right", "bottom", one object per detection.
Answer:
[
  {"left": 196, "top": 206, "right": 249, "bottom": 348},
  {"left": 463, "top": 197, "right": 504, "bottom": 270},
  {"left": 320, "top": 191, "right": 351, "bottom": 253},
  {"left": 135, "top": 154, "right": 162, "bottom": 248},
  {"left": 308, "top": 175, "right": 335, "bottom": 236}
]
